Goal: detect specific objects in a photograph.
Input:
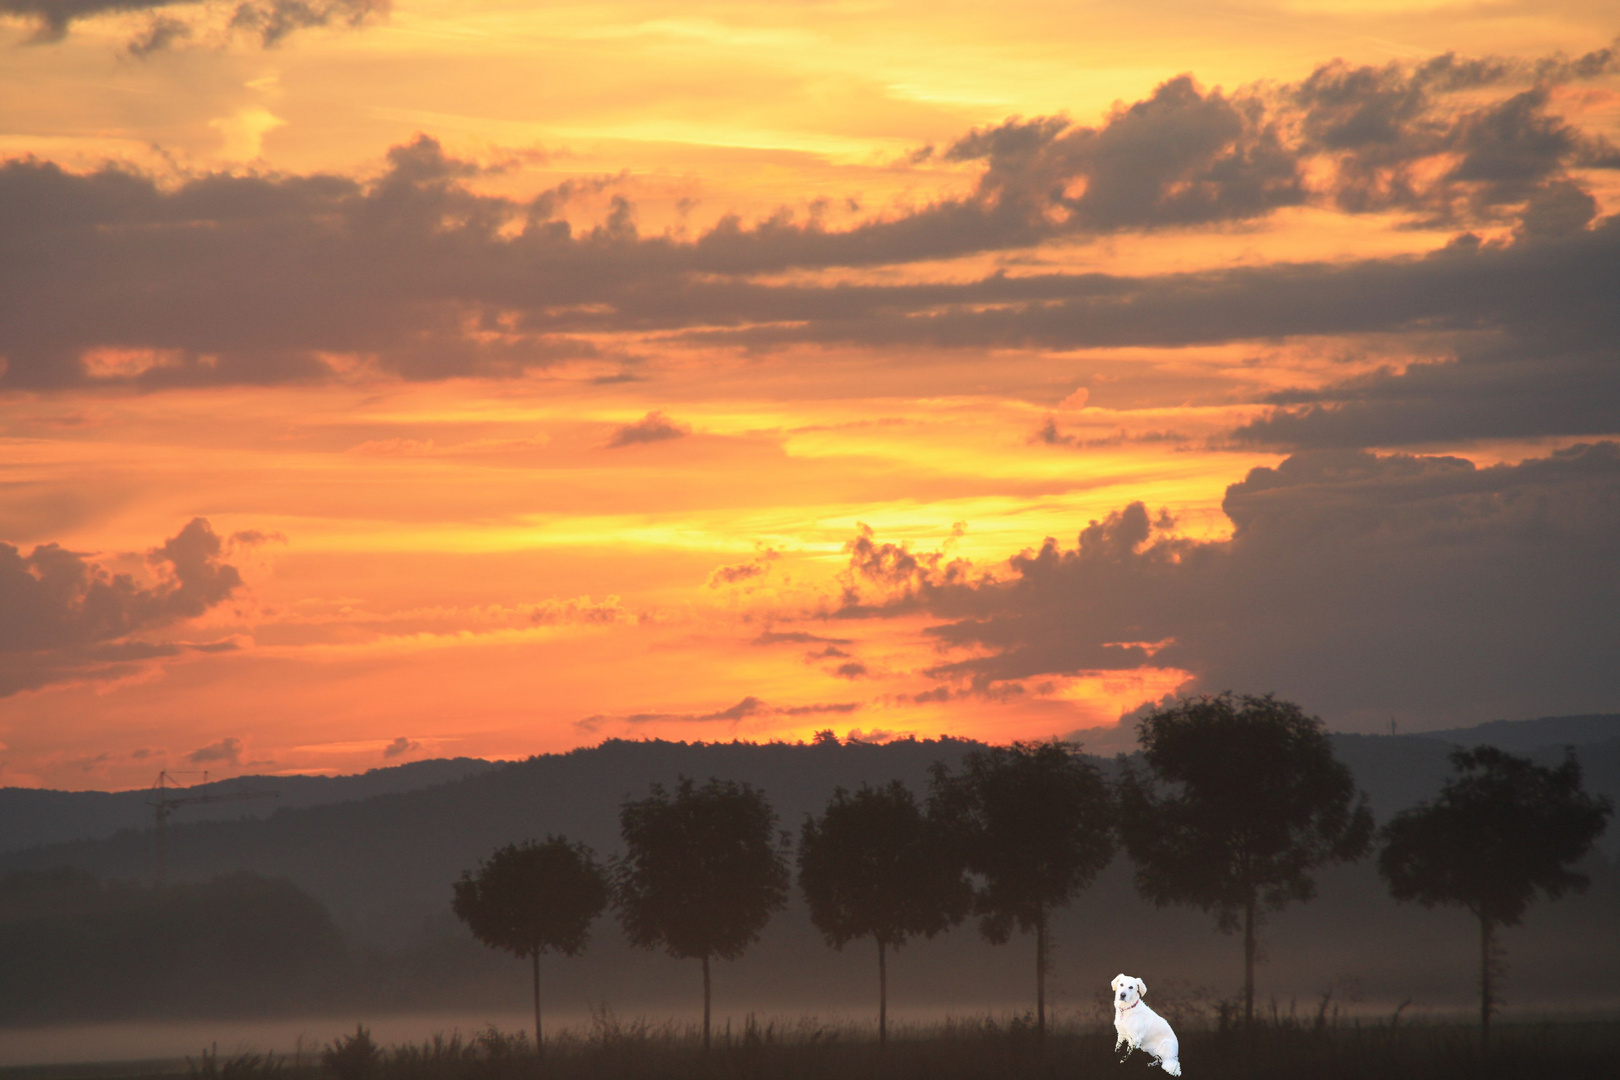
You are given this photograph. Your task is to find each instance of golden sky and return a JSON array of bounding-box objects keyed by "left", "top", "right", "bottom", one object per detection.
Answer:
[{"left": 3, "top": 1, "right": 1619, "bottom": 790}]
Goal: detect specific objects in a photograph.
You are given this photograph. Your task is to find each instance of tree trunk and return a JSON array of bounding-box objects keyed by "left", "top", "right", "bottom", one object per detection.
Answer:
[
  {"left": 1035, "top": 904, "right": 1047, "bottom": 1045},
  {"left": 532, "top": 949, "right": 544, "bottom": 1060},
  {"left": 1479, "top": 915, "right": 1495, "bottom": 1048},
  {"left": 878, "top": 937, "right": 888, "bottom": 1048},
  {"left": 702, "top": 954, "right": 712, "bottom": 1052},
  {"left": 1243, "top": 896, "right": 1256, "bottom": 1029}
]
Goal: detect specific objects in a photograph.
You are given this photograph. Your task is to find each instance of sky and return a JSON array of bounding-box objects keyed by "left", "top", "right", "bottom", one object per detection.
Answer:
[{"left": 1, "top": 1, "right": 1618, "bottom": 791}]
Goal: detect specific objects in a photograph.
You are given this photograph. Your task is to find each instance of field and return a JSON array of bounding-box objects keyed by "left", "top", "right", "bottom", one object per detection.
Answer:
[{"left": 6, "top": 1012, "right": 1617, "bottom": 1080}]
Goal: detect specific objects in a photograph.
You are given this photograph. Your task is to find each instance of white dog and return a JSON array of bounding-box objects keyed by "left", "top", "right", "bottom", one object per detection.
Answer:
[{"left": 1112, "top": 974, "right": 1181, "bottom": 1075}]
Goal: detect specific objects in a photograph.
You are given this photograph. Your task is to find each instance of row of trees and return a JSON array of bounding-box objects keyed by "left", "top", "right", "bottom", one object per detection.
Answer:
[{"left": 453, "top": 694, "right": 1610, "bottom": 1051}]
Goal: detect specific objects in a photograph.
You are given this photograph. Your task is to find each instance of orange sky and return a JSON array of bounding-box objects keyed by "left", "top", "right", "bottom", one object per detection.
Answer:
[{"left": 3, "top": 1, "right": 1619, "bottom": 790}]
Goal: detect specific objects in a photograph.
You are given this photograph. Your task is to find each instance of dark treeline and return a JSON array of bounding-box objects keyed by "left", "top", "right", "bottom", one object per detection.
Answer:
[
  {"left": 0, "top": 710, "right": 1617, "bottom": 1032},
  {"left": 0, "top": 868, "right": 346, "bottom": 1022},
  {"left": 445, "top": 695, "right": 1607, "bottom": 1049}
]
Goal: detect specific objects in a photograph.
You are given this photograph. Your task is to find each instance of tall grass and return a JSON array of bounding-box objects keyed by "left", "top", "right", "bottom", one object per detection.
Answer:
[{"left": 158, "top": 1011, "right": 1620, "bottom": 1080}]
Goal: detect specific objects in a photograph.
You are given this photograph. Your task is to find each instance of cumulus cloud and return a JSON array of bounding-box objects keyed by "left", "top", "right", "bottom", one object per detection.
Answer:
[
  {"left": 945, "top": 76, "right": 1306, "bottom": 232},
  {"left": 382, "top": 736, "right": 419, "bottom": 758},
  {"left": 1288, "top": 54, "right": 1616, "bottom": 223},
  {"left": 837, "top": 443, "right": 1620, "bottom": 728},
  {"left": 0, "top": 518, "right": 243, "bottom": 696}
]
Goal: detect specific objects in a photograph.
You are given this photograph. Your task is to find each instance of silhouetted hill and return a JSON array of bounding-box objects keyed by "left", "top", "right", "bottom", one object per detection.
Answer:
[
  {"left": 0, "top": 738, "right": 981, "bottom": 944},
  {"left": 1413, "top": 713, "right": 1620, "bottom": 751},
  {"left": 3, "top": 729, "right": 1616, "bottom": 941},
  {"left": 0, "top": 757, "right": 500, "bottom": 855},
  {"left": 1331, "top": 727, "right": 1620, "bottom": 848}
]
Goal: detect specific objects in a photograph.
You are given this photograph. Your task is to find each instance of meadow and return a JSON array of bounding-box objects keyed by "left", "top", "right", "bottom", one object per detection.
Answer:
[{"left": 9, "top": 1009, "right": 1614, "bottom": 1080}]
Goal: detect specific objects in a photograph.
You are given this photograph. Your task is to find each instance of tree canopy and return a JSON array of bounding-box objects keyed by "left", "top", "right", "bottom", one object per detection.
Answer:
[
  {"left": 1379, "top": 746, "right": 1611, "bottom": 1041},
  {"left": 798, "top": 781, "right": 971, "bottom": 1043},
  {"left": 452, "top": 836, "right": 609, "bottom": 1054},
  {"left": 1118, "top": 693, "right": 1373, "bottom": 1026},
  {"left": 615, "top": 776, "right": 790, "bottom": 1048},
  {"left": 930, "top": 740, "right": 1115, "bottom": 1041}
]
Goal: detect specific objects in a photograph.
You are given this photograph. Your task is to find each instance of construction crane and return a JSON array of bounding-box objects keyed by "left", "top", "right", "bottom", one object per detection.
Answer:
[{"left": 148, "top": 771, "right": 279, "bottom": 887}]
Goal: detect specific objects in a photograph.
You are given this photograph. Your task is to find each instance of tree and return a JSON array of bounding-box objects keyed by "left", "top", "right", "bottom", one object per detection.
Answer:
[
  {"left": 930, "top": 740, "right": 1115, "bottom": 1043},
  {"left": 615, "top": 776, "right": 790, "bottom": 1050},
  {"left": 1379, "top": 746, "right": 1611, "bottom": 1045},
  {"left": 797, "top": 781, "right": 972, "bottom": 1045},
  {"left": 452, "top": 836, "right": 608, "bottom": 1057},
  {"left": 1117, "top": 693, "right": 1373, "bottom": 1028}
]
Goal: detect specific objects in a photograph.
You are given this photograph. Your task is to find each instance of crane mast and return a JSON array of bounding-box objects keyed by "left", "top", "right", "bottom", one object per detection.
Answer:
[{"left": 148, "top": 771, "right": 279, "bottom": 887}]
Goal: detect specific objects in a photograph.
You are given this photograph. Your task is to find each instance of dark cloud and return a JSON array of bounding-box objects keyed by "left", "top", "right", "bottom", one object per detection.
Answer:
[
  {"left": 382, "top": 736, "right": 419, "bottom": 758},
  {"left": 779, "top": 701, "right": 860, "bottom": 716},
  {"left": 751, "top": 629, "right": 852, "bottom": 646},
  {"left": 526, "top": 596, "right": 632, "bottom": 625},
  {"left": 1289, "top": 51, "right": 1619, "bottom": 223},
  {"left": 228, "top": 528, "right": 286, "bottom": 547},
  {"left": 835, "top": 523, "right": 974, "bottom": 612},
  {"left": 576, "top": 694, "right": 861, "bottom": 732},
  {"left": 187, "top": 735, "right": 241, "bottom": 764},
  {"left": 605, "top": 411, "right": 690, "bottom": 448},
  {"left": 700, "top": 696, "right": 765, "bottom": 722},
  {"left": 0, "top": 0, "right": 387, "bottom": 49},
  {"left": 0, "top": 517, "right": 239, "bottom": 652},
  {"left": 949, "top": 76, "right": 1307, "bottom": 232},
  {"left": 0, "top": 518, "right": 242, "bottom": 696},
  {"left": 707, "top": 548, "right": 777, "bottom": 588},
  {"left": 0, "top": 47, "right": 1615, "bottom": 455},
  {"left": 706, "top": 213, "right": 1619, "bottom": 450},
  {"left": 805, "top": 645, "right": 849, "bottom": 659},
  {"left": 840, "top": 443, "right": 1620, "bottom": 728},
  {"left": 1031, "top": 416, "right": 1188, "bottom": 449},
  {"left": 227, "top": 0, "right": 386, "bottom": 47},
  {"left": 125, "top": 12, "right": 188, "bottom": 55},
  {"left": 1, "top": 0, "right": 179, "bottom": 43},
  {"left": 1228, "top": 219, "right": 1620, "bottom": 448}
]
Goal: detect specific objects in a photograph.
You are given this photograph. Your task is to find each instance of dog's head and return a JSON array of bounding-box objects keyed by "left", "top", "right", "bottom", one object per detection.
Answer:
[{"left": 1111, "top": 974, "right": 1147, "bottom": 1009}]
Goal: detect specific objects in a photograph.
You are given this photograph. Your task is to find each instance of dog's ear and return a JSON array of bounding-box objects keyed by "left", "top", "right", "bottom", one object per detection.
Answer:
[{"left": 1136, "top": 978, "right": 1148, "bottom": 998}]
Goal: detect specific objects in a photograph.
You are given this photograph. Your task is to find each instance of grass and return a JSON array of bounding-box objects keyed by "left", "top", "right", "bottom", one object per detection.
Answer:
[
  {"left": 222, "top": 1011, "right": 1620, "bottom": 1080},
  {"left": 7, "top": 1012, "right": 1620, "bottom": 1080}
]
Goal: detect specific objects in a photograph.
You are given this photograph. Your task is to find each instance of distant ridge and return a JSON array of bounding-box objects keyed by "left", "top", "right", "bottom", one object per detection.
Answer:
[
  {"left": 6, "top": 714, "right": 1619, "bottom": 856},
  {"left": 1410, "top": 713, "right": 1620, "bottom": 752},
  {"left": 0, "top": 756, "right": 500, "bottom": 855}
]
